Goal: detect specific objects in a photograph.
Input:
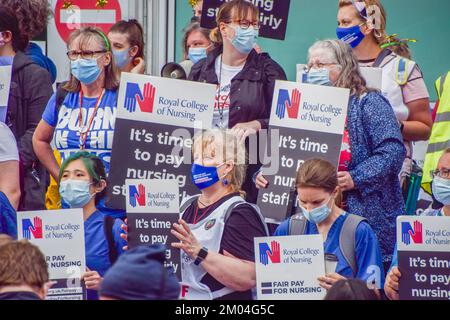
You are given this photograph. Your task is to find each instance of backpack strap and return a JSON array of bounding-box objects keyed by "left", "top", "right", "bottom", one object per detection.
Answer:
[
  {"left": 339, "top": 214, "right": 367, "bottom": 277},
  {"left": 55, "top": 82, "right": 69, "bottom": 113},
  {"left": 288, "top": 214, "right": 307, "bottom": 236},
  {"left": 103, "top": 215, "right": 119, "bottom": 265},
  {"left": 179, "top": 195, "right": 200, "bottom": 215},
  {"left": 224, "top": 199, "right": 270, "bottom": 236},
  {"left": 372, "top": 48, "right": 393, "bottom": 68}
]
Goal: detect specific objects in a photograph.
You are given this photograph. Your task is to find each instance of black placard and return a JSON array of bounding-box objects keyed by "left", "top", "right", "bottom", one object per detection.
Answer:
[
  {"left": 128, "top": 212, "right": 181, "bottom": 279},
  {"left": 257, "top": 126, "right": 343, "bottom": 223},
  {"left": 106, "top": 119, "right": 198, "bottom": 210},
  {"left": 398, "top": 250, "right": 450, "bottom": 300},
  {"left": 201, "top": 0, "right": 291, "bottom": 40}
]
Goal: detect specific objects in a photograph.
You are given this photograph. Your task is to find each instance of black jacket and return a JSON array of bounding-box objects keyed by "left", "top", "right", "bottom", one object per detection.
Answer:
[
  {"left": 189, "top": 46, "right": 286, "bottom": 203},
  {"left": 188, "top": 45, "right": 287, "bottom": 129},
  {"left": 7, "top": 51, "right": 53, "bottom": 210}
]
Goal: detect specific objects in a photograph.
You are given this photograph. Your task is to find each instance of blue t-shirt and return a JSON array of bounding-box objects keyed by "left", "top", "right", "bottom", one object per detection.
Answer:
[
  {"left": 275, "top": 212, "right": 385, "bottom": 288},
  {"left": 42, "top": 90, "right": 117, "bottom": 173},
  {"left": 84, "top": 210, "right": 126, "bottom": 300}
]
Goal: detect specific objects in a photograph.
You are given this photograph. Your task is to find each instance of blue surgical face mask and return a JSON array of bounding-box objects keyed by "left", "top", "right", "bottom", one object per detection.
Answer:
[
  {"left": 71, "top": 57, "right": 102, "bottom": 84},
  {"left": 113, "top": 48, "right": 132, "bottom": 70},
  {"left": 336, "top": 24, "right": 366, "bottom": 48},
  {"left": 300, "top": 197, "right": 333, "bottom": 224},
  {"left": 188, "top": 47, "right": 207, "bottom": 64},
  {"left": 306, "top": 68, "right": 332, "bottom": 86},
  {"left": 432, "top": 176, "right": 450, "bottom": 205},
  {"left": 228, "top": 25, "right": 258, "bottom": 54},
  {"left": 59, "top": 180, "right": 95, "bottom": 208},
  {"left": 191, "top": 163, "right": 226, "bottom": 190}
]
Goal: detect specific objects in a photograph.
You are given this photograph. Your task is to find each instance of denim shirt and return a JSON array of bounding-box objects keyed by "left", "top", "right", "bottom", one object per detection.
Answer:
[{"left": 346, "top": 91, "right": 407, "bottom": 262}]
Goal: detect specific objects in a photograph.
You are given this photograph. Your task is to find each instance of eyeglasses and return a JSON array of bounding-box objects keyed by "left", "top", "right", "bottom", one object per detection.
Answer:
[
  {"left": 228, "top": 20, "right": 260, "bottom": 30},
  {"left": 306, "top": 62, "right": 338, "bottom": 70},
  {"left": 66, "top": 50, "right": 107, "bottom": 61},
  {"left": 431, "top": 169, "right": 450, "bottom": 179}
]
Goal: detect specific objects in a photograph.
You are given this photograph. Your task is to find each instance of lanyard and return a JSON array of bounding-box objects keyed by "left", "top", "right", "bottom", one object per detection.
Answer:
[
  {"left": 78, "top": 88, "right": 105, "bottom": 150},
  {"left": 193, "top": 203, "right": 215, "bottom": 225},
  {"left": 216, "top": 55, "right": 230, "bottom": 127}
]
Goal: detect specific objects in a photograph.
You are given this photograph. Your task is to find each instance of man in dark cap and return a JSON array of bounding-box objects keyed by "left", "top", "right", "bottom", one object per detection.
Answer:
[{"left": 99, "top": 245, "right": 180, "bottom": 300}]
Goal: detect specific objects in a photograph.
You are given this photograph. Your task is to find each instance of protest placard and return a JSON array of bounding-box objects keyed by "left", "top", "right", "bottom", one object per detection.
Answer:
[
  {"left": 106, "top": 72, "right": 215, "bottom": 210},
  {"left": 254, "top": 235, "right": 326, "bottom": 300},
  {"left": 296, "top": 64, "right": 383, "bottom": 91},
  {"left": 0, "top": 57, "right": 13, "bottom": 123},
  {"left": 17, "top": 209, "right": 86, "bottom": 300},
  {"left": 257, "top": 80, "right": 349, "bottom": 223},
  {"left": 397, "top": 216, "right": 450, "bottom": 300},
  {"left": 201, "top": 0, "right": 291, "bottom": 40},
  {"left": 125, "top": 179, "right": 181, "bottom": 279}
]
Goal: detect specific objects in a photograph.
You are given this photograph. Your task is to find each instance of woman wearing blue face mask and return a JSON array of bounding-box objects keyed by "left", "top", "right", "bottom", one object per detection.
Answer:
[
  {"left": 33, "top": 27, "right": 124, "bottom": 219},
  {"left": 58, "top": 152, "right": 126, "bottom": 300},
  {"left": 189, "top": 0, "right": 286, "bottom": 204},
  {"left": 274, "top": 159, "right": 385, "bottom": 293},
  {"left": 108, "top": 20, "right": 145, "bottom": 74},
  {"left": 258, "top": 39, "right": 406, "bottom": 268},
  {"left": 337, "top": 0, "right": 432, "bottom": 189},
  {"left": 182, "top": 22, "right": 212, "bottom": 65},
  {"left": 171, "top": 129, "right": 269, "bottom": 300},
  {"left": 385, "top": 148, "right": 450, "bottom": 300}
]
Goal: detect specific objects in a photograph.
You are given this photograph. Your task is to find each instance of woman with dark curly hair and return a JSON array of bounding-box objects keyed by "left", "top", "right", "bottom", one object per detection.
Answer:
[{"left": 1, "top": 0, "right": 57, "bottom": 83}]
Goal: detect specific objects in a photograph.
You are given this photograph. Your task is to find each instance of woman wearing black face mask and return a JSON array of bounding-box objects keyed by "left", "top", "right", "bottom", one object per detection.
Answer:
[
  {"left": 336, "top": 0, "right": 432, "bottom": 188},
  {"left": 189, "top": 0, "right": 286, "bottom": 204},
  {"left": 171, "top": 129, "right": 268, "bottom": 300}
]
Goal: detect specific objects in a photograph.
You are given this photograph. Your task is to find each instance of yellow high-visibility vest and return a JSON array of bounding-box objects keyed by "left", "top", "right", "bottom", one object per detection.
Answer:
[
  {"left": 45, "top": 149, "right": 62, "bottom": 210},
  {"left": 422, "top": 71, "right": 450, "bottom": 194}
]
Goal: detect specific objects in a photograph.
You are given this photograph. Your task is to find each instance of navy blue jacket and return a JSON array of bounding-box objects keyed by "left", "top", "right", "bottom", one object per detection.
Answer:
[{"left": 346, "top": 91, "right": 406, "bottom": 263}]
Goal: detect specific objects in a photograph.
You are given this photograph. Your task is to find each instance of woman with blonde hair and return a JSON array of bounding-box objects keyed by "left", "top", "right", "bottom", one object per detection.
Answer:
[
  {"left": 337, "top": 0, "right": 432, "bottom": 185},
  {"left": 171, "top": 129, "right": 268, "bottom": 300}
]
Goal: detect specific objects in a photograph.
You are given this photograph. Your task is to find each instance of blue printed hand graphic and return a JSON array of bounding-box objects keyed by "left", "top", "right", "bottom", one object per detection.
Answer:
[
  {"left": 276, "top": 89, "right": 291, "bottom": 119},
  {"left": 401, "top": 222, "right": 413, "bottom": 245},
  {"left": 124, "top": 83, "right": 144, "bottom": 113},
  {"left": 22, "top": 219, "right": 33, "bottom": 240},
  {"left": 259, "top": 243, "right": 271, "bottom": 266},
  {"left": 129, "top": 185, "right": 138, "bottom": 208}
]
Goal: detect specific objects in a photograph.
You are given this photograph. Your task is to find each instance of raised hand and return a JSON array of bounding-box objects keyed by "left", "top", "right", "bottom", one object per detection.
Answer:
[
  {"left": 137, "top": 83, "right": 156, "bottom": 113},
  {"left": 408, "top": 221, "right": 423, "bottom": 244},
  {"left": 285, "top": 89, "right": 301, "bottom": 119}
]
